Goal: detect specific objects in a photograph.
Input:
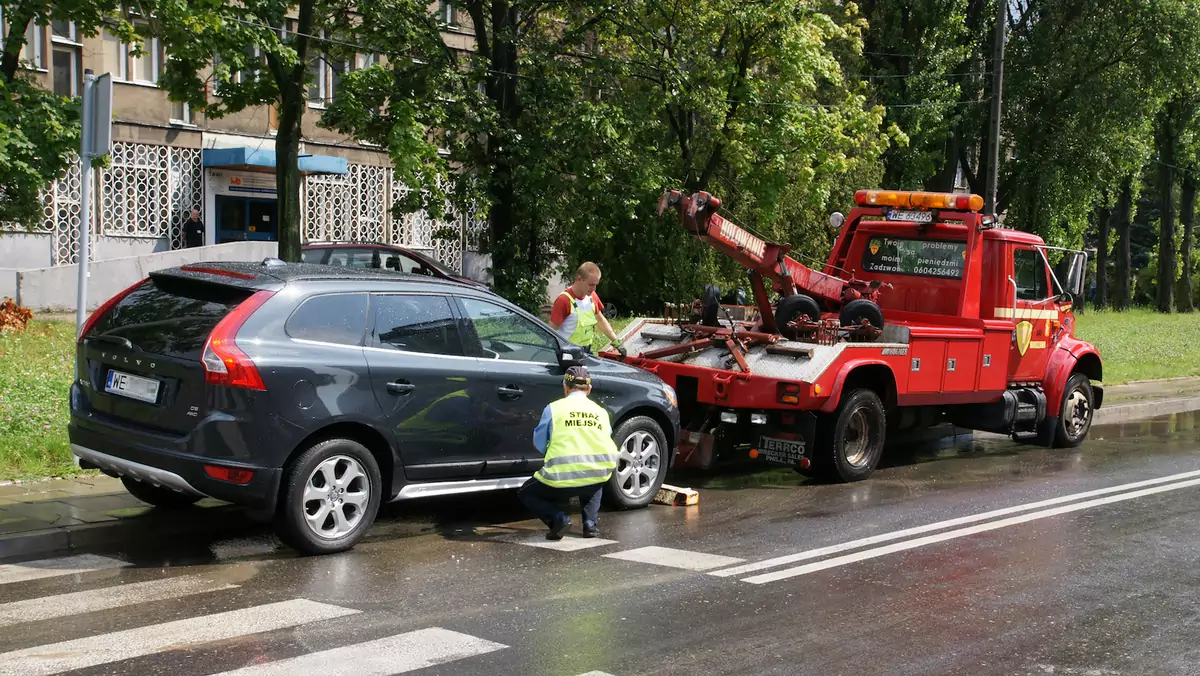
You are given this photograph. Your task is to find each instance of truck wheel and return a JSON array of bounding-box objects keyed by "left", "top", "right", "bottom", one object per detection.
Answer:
[
  {"left": 275, "top": 438, "right": 382, "bottom": 555},
  {"left": 605, "top": 416, "right": 669, "bottom": 509},
  {"left": 121, "top": 476, "right": 202, "bottom": 509},
  {"left": 839, "top": 299, "right": 885, "bottom": 331},
  {"left": 775, "top": 294, "right": 821, "bottom": 339},
  {"left": 1051, "top": 373, "right": 1094, "bottom": 448},
  {"left": 813, "top": 389, "right": 886, "bottom": 482}
]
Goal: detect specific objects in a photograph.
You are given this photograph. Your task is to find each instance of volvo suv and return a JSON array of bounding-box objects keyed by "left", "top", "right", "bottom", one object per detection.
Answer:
[{"left": 69, "top": 259, "right": 679, "bottom": 554}]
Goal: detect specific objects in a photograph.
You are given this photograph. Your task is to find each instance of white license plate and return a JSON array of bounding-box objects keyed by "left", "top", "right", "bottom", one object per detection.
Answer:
[
  {"left": 105, "top": 369, "right": 160, "bottom": 404},
  {"left": 757, "top": 436, "right": 805, "bottom": 464},
  {"left": 887, "top": 209, "right": 933, "bottom": 223}
]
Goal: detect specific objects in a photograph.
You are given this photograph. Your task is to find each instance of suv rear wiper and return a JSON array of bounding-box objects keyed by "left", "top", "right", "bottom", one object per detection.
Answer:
[{"left": 88, "top": 334, "right": 134, "bottom": 350}]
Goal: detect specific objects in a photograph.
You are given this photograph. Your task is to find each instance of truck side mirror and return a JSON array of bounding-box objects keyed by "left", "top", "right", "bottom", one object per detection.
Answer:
[{"left": 1065, "top": 252, "right": 1087, "bottom": 297}]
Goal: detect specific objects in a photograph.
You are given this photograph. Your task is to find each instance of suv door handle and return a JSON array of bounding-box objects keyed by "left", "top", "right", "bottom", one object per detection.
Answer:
[
  {"left": 387, "top": 381, "right": 416, "bottom": 395},
  {"left": 497, "top": 385, "right": 523, "bottom": 398}
]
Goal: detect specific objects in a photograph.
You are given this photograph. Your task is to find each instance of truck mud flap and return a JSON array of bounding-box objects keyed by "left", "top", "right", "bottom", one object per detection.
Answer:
[{"left": 750, "top": 413, "right": 818, "bottom": 470}]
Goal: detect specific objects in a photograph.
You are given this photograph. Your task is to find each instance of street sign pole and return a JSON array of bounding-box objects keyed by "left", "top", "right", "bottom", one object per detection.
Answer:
[{"left": 75, "top": 70, "right": 113, "bottom": 336}]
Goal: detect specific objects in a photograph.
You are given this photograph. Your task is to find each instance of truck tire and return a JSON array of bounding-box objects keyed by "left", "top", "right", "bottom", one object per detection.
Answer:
[
  {"left": 775, "top": 294, "right": 821, "bottom": 339},
  {"left": 121, "top": 476, "right": 202, "bottom": 509},
  {"left": 812, "top": 389, "right": 886, "bottom": 482},
  {"left": 839, "top": 299, "right": 885, "bottom": 332},
  {"left": 1048, "top": 373, "right": 1095, "bottom": 448},
  {"left": 604, "top": 416, "right": 669, "bottom": 509},
  {"left": 275, "top": 438, "right": 382, "bottom": 555}
]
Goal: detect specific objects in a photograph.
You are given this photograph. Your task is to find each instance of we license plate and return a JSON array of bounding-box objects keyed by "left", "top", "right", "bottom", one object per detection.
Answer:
[
  {"left": 105, "top": 369, "right": 160, "bottom": 404},
  {"left": 757, "top": 436, "right": 806, "bottom": 464},
  {"left": 886, "top": 209, "right": 933, "bottom": 223}
]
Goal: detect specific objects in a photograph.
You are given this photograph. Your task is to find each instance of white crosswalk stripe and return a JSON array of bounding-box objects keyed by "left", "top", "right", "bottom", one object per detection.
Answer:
[
  {"left": 0, "top": 554, "right": 129, "bottom": 585},
  {"left": 0, "top": 575, "right": 238, "bottom": 628},
  {"left": 0, "top": 599, "right": 359, "bottom": 676},
  {"left": 603, "top": 546, "right": 744, "bottom": 571},
  {"left": 209, "top": 627, "right": 507, "bottom": 675}
]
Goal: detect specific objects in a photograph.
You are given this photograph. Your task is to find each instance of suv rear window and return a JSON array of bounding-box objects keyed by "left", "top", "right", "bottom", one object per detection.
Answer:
[
  {"left": 861, "top": 236, "right": 966, "bottom": 279},
  {"left": 85, "top": 278, "right": 252, "bottom": 360}
]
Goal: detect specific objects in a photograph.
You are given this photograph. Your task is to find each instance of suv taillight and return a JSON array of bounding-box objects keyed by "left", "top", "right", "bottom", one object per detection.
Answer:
[
  {"left": 201, "top": 290, "right": 275, "bottom": 391},
  {"left": 77, "top": 279, "right": 150, "bottom": 343}
]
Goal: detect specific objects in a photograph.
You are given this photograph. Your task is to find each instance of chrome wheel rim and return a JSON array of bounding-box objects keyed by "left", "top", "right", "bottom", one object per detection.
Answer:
[
  {"left": 615, "top": 431, "right": 661, "bottom": 500},
  {"left": 843, "top": 408, "right": 872, "bottom": 467},
  {"left": 302, "top": 455, "right": 370, "bottom": 540},
  {"left": 1066, "top": 388, "right": 1091, "bottom": 438}
]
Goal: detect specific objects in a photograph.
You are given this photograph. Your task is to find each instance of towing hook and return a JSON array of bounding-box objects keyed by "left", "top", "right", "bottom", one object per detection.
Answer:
[{"left": 657, "top": 190, "right": 683, "bottom": 216}]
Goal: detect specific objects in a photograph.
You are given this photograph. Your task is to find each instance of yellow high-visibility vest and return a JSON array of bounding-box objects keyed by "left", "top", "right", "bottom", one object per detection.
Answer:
[{"left": 535, "top": 394, "right": 618, "bottom": 488}]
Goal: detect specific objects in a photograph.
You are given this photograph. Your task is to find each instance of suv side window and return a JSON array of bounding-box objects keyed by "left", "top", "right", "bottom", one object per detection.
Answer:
[
  {"left": 1013, "top": 248, "right": 1050, "bottom": 301},
  {"left": 286, "top": 293, "right": 369, "bottom": 346},
  {"left": 380, "top": 252, "right": 425, "bottom": 275},
  {"left": 459, "top": 297, "right": 558, "bottom": 364},
  {"left": 372, "top": 294, "right": 464, "bottom": 356}
]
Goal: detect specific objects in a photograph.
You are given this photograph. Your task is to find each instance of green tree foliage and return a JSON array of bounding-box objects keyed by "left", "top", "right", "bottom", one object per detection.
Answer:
[{"left": 0, "top": 1, "right": 131, "bottom": 227}]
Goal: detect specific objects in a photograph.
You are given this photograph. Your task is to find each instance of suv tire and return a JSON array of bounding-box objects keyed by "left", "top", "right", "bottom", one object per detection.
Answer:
[
  {"left": 811, "top": 389, "right": 886, "bottom": 482},
  {"left": 604, "top": 416, "right": 669, "bottom": 509},
  {"left": 276, "top": 438, "right": 382, "bottom": 555},
  {"left": 121, "top": 476, "right": 202, "bottom": 508}
]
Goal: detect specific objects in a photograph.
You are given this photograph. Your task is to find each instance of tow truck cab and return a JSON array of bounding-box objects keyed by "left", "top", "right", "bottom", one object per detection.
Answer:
[{"left": 608, "top": 189, "right": 1103, "bottom": 482}]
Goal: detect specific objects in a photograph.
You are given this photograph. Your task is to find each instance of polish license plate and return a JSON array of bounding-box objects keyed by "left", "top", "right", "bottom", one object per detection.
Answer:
[
  {"left": 757, "top": 436, "right": 805, "bottom": 464},
  {"left": 886, "top": 209, "right": 933, "bottom": 223},
  {"left": 105, "top": 369, "right": 160, "bottom": 404}
]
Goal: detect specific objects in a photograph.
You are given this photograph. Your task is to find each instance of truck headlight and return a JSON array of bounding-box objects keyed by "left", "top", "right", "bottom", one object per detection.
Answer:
[{"left": 661, "top": 383, "right": 678, "bottom": 408}]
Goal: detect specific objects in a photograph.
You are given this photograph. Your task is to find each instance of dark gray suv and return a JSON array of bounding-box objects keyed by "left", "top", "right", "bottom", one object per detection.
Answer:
[{"left": 69, "top": 259, "right": 679, "bottom": 554}]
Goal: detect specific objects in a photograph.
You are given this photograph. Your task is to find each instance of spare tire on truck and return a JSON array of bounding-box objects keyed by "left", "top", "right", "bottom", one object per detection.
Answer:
[
  {"left": 839, "top": 299, "right": 885, "bottom": 334},
  {"left": 774, "top": 293, "right": 822, "bottom": 340}
]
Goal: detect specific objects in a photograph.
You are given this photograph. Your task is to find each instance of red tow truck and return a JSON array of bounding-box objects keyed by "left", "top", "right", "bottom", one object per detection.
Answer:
[{"left": 601, "top": 189, "right": 1103, "bottom": 482}]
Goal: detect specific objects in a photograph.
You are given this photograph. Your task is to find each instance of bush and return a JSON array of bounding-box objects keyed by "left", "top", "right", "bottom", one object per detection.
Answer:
[{"left": 0, "top": 298, "right": 33, "bottom": 333}]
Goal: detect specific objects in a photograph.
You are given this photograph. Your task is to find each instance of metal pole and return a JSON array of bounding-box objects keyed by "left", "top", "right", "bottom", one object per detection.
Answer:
[
  {"left": 76, "top": 70, "right": 94, "bottom": 335},
  {"left": 984, "top": 0, "right": 1007, "bottom": 216}
]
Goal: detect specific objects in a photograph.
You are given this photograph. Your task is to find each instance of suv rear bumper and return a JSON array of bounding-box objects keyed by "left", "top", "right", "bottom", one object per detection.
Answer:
[{"left": 70, "top": 423, "right": 282, "bottom": 512}]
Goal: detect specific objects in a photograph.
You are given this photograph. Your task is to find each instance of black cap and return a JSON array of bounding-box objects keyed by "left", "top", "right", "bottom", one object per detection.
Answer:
[{"left": 564, "top": 365, "right": 591, "bottom": 386}]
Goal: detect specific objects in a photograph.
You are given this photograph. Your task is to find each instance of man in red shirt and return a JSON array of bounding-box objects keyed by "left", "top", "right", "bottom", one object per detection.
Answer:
[{"left": 549, "top": 262, "right": 626, "bottom": 356}]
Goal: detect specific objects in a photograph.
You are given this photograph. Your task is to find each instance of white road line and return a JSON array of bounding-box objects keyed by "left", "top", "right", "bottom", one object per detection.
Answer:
[
  {"left": 0, "top": 575, "right": 238, "bottom": 628},
  {"left": 209, "top": 627, "right": 506, "bottom": 675},
  {"left": 0, "top": 555, "right": 130, "bottom": 586},
  {"left": 604, "top": 546, "right": 744, "bottom": 571},
  {"left": 575, "top": 672, "right": 618, "bottom": 676},
  {"left": 507, "top": 535, "right": 619, "bottom": 551},
  {"left": 743, "top": 476, "right": 1200, "bottom": 584},
  {"left": 0, "top": 599, "right": 359, "bottom": 676},
  {"left": 710, "top": 468, "right": 1200, "bottom": 578}
]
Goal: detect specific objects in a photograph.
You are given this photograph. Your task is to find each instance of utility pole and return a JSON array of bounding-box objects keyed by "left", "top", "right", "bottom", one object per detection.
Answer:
[
  {"left": 74, "top": 69, "right": 112, "bottom": 335},
  {"left": 984, "top": 0, "right": 1007, "bottom": 216}
]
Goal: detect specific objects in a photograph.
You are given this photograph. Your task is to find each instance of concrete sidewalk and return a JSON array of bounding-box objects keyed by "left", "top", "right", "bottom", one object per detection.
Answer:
[{"left": 4, "top": 376, "right": 1200, "bottom": 561}]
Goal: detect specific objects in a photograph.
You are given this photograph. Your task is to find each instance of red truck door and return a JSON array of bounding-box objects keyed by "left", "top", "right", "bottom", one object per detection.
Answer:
[{"left": 1004, "top": 246, "right": 1059, "bottom": 383}]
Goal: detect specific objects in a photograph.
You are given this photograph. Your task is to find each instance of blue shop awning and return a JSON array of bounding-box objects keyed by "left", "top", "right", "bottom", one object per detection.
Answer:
[{"left": 201, "top": 147, "right": 348, "bottom": 175}]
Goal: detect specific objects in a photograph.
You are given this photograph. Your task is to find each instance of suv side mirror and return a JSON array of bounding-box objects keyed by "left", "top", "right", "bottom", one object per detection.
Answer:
[{"left": 559, "top": 343, "right": 586, "bottom": 365}]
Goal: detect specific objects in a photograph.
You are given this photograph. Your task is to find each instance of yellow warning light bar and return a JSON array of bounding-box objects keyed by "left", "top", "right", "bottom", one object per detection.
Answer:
[{"left": 854, "top": 190, "right": 985, "bottom": 212}]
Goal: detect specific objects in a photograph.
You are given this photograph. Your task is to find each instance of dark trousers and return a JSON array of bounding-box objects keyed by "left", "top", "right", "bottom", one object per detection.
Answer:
[{"left": 518, "top": 477, "right": 603, "bottom": 527}]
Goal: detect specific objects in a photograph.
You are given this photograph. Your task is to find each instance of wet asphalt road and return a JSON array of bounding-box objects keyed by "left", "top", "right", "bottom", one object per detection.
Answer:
[{"left": 5, "top": 412, "right": 1200, "bottom": 675}]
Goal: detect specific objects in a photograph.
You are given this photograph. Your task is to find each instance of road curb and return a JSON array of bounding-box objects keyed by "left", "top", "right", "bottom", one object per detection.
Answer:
[
  {"left": 1093, "top": 396, "right": 1200, "bottom": 426},
  {"left": 0, "top": 504, "right": 256, "bottom": 561}
]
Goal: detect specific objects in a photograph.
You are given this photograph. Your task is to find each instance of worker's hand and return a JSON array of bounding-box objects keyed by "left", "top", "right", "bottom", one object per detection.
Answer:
[{"left": 614, "top": 339, "right": 628, "bottom": 358}]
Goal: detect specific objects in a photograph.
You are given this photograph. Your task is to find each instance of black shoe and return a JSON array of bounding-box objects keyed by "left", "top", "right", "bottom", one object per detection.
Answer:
[
  {"left": 582, "top": 521, "right": 599, "bottom": 538},
  {"left": 547, "top": 514, "right": 571, "bottom": 541}
]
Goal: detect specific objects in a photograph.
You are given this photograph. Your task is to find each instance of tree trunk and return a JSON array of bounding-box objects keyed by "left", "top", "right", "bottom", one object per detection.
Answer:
[
  {"left": 1179, "top": 171, "right": 1196, "bottom": 312},
  {"left": 0, "top": 8, "right": 34, "bottom": 83},
  {"left": 275, "top": 83, "right": 305, "bottom": 262},
  {"left": 1157, "top": 122, "right": 1177, "bottom": 313},
  {"left": 1095, "top": 205, "right": 1110, "bottom": 309},
  {"left": 1114, "top": 178, "right": 1133, "bottom": 311}
]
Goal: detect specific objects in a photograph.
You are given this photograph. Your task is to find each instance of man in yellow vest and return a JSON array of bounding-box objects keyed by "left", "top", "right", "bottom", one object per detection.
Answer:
[
  {"left": 518, "top": 365, "right": 619, "bottom": 540},
  {"left": 549, "top": 262, "right": 626, "bottom": 357}
]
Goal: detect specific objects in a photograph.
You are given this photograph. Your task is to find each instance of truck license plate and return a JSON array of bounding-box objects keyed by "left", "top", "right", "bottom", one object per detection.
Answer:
[
  {"left": 757, "top": 436, "right": 805, "bottom": 464},
  {"left": 105, "top": 369, "right": 160, "bottom": 404},
  {"left": 886, "top": 209, "right": 933, "bottom": 223}
]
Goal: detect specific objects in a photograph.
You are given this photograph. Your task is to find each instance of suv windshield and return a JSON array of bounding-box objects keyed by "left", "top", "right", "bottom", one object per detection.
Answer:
[{"left": 85, "top": 277, "right": 252, "bottom": 360}]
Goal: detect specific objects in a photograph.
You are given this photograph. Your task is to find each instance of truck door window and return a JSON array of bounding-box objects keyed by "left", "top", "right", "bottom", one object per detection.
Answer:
[{"left": 1013, "top": 248, "right": 1050, "bottom": 301}]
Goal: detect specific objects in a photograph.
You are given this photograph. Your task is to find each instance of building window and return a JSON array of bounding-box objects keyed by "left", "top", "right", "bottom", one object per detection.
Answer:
[
  {"left": 308, "top": 55, "right": 326, "bottom": 106},
  {"left": 130, "top": 37, "right": 161, "bottom": 83},
  {"left": 170, "top": 99, "right": 192, "bottom": 125},
  {"left": 100, "top": 29, "right": 126, "bottom": 80},
  {"left": 50, "top": 20, "right": 80, "bottom": 97},
  {"left": 0, "top": 9, "right": 47, "bottom": 70},
  {"left": 439, "top": 1, "right": 458, "bottom": 26}
]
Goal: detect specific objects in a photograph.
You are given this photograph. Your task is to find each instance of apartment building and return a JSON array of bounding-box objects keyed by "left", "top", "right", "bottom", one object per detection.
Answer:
[{"left": 0, "top": 3, "right": 485, "bottom": 279}]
